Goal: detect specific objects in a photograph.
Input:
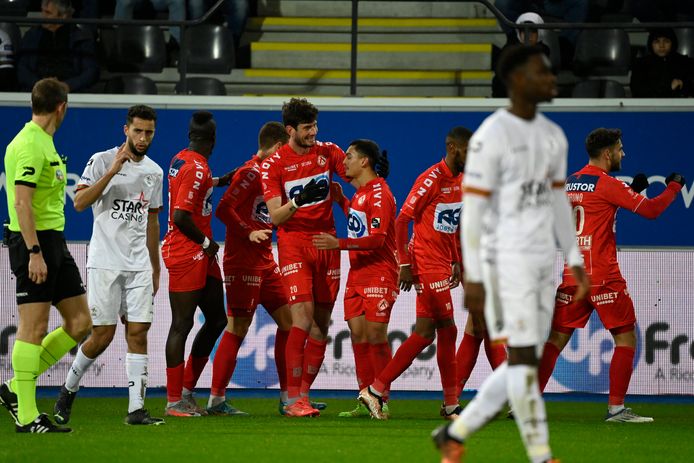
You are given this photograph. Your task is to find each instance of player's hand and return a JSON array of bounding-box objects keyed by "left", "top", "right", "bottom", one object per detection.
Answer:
[
  {"left": 449, "top": 262, "right": 462, "bottom": 288},
  {"left": 152, "top": 268, "right": 160, "bottom": 296},
  {"left": 312, "top": 232, "right": 339, "bottom": 250},
  {"left": 249, "top": 229, "right": 272, "bottom": 243},
  {"left": 203, "top": 239, "right": 219, "bottom": 257},
  {"left": 629, "top": 173, "right": 649, "bottom": 194},
  {"left": 215, "top": 167, "right": 239, "bottom": 187},
  {"left": 295, "top": 178, "right": 329, "bottom": 207},
  {"left": 28, "top": 253, "right": 48, "bottom": 284},
  {"left": 398, "top": 264, "right": 414, "bottom": 291},
  {"left": 109, "top": 143, "right": 132, "bottom": 176},
  {"left": 665, "top": 172, "right": 686, "bottom": 187},
  {"left": 331, "top": 181, "right": 344, "bottom": 203},
  {"left": 672, "top": 79, "right": 684, "bottom": 91},
  {"left": 570, "top": 265, "right": 590, "bottom": 302},
  {"left": 464, "top": 281, "right": 485, "bottom": 317}
]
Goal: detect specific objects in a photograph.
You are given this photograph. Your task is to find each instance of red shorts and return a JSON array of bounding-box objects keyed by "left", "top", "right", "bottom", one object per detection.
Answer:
[
  {"left": 344, "top": 276, "right": 398, "bottom": 323},
  {"left": 552, "top": 279, "right": 636, "bottom": 331},
  {"left": 277, "top": 244, "right": 340, "bottom": 305},
  {"left": 166, "top": 253, "right": 222, "bottom": 292},
  {"left": 414, "top": 273, "right": 454, "bottom": 320},
  {"left": 224, "top": 264, "right": 288, "bottom": 317}
]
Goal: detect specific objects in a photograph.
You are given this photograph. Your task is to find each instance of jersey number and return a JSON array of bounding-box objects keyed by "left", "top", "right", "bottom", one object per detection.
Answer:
[{"left": 573, "top": 205, "right": 585, "bottom": 235}]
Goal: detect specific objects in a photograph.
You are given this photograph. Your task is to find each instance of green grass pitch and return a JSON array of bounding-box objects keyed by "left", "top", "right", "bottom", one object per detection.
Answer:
[{"left": 2, "top": 396, "right": 693, "bottom": 462}]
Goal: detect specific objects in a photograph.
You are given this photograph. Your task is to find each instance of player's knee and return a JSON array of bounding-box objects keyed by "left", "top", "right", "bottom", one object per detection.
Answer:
[
  {"left": 171, "top": 317, "right": 194, "bottom": 336},
  {"left": 65, "top": 312, "right": 92, "bottom": 341}
]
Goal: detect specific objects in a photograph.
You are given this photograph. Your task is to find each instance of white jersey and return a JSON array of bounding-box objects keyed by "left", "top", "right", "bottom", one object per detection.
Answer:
[
  {"left": 80, "top": 147, "right": 164, "bottom": 271},
  {"left": 465, "top": 108, "right": 568, "bottom": 261}
]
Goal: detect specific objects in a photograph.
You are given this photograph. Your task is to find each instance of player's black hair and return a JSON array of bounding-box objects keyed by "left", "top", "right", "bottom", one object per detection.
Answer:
[
  {"left": 31, "top": 77, "right": 68, "bottom": 115},
  {"left": 282, "top": 98, "right": 318, "bottom": 129},
  {"left": 349, "top": 139, "right": 390, "bottom": 179},
  {"left": 585, "top": 128, "right": 622, "bottom": 158},
  {"left": 496, "top": 44, "right": 546, "bottom": 88},
  {"left": 188, "top": 110, "right": 216, "bottom": 142},
  {"left": 446, "top": 126, "right": 473, "bottom": 144},
  {"left": 258, "top": 121, "right": 289, "bottom": 151},
  {"left": 127, "top": 105, "right": 157, "bottom": 125}
]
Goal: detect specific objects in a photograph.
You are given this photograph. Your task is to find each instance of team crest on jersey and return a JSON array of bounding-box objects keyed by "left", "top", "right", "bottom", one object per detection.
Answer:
[
  {"left": 358, "top": 195, "right": 366, "bottom": 206},
  {"left": 144, "top": 174, "right": 155, "bottom": 187},
  {"left": 317, "top": 155, "right": 327, "bottom": 166},
  {"left": 55, "top": 169, "right": 64, "bottom": 181}
]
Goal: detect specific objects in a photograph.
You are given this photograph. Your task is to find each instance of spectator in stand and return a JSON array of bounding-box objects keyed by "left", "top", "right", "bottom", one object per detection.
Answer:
[
  {"left": 492, "top": 13, "right": 552, "bottom": 98},
  {"left": 17, "top": 0, "right": 99, "bottom": 93},
  {"left": 631, "top": 28, "right": 694, "bottom": 98},
  {"left": 0, "top": 28, "right": 16, "bottom": 91},
  {"left": 494, "top": 0, "right": 589, "bottom": 45}
]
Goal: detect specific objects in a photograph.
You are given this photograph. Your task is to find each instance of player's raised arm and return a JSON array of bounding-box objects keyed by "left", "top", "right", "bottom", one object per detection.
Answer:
[{"left": 74, "top": 145, "right": 133, "bottom": 212}]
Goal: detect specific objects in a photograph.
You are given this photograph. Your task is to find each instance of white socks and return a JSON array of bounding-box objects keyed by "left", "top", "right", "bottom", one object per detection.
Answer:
[
  {"left": 65, "top": 346, "right": 95, "bottom": 392},
  {"left": 507, "top": 364, "right": 551, "bottom": 463},
  {"left": 450, "top": 362, "right": 509, "bottom": 440},
  {"left": 208, "top": 395, "right": 225, "bottom": 408},
  {"left": 126, "top": 353, "right": 148, "bottom": 414}
]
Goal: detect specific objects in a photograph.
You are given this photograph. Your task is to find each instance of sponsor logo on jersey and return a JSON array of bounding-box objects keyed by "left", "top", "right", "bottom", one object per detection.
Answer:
[
  {"left": 433, "top": 201, "right": 462, "bottom": 234},
  {"left": 347, "top": 209, "right": 368, "bottom": 238},
  {"left": 110, "top": 196, "right": 148, "bottom": 223},
  {"left": 21, "top": 166, "right": 35, "bottom": 177},
  {"left": 519, "top": 180, "right": 550, "bottom": 210},
  {"left": 553, "top": 313, "right": 643, "bottom": 392},
  {"left": 168, "top": 158, "right": 185, "bottom": 178},
  {"left": 284, "top": 173, "right": 330, "bottom": 207},
  {"left": 566, "top": 174, "right": 599, "bottom": 192},
  {"left": 371, "top": 217, "right": 381, "bottom": 229},
  {"left": 252, "top": 195, "right": 271, "bottom": 224}
]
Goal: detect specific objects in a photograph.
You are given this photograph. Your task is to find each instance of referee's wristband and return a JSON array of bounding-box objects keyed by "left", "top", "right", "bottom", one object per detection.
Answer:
[{"left": 201, "top": 236, "right": 211, "bottom": 249}]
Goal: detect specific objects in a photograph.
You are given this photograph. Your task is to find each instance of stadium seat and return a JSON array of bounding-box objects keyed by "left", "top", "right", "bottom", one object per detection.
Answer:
[
  {"left": 571, "top": 79, "right": 625, "bottom": 98},
  {"left": 0, "top": 0, "right": 28, "bottom": 16},
  {"left": 573, "top": 29, "right": 631, "bottom": 76},
  {"left": 179, "top": 24, "right": 234, "bottom": 74},
  {"left": 108, "top": 25, "right": 166, "bottom": 73},
  {"left": 103, "top": 75, "right": 158, "bottom": 94},
  {"left": 538, "top": 29, "right": 561, "bottom": 71},
  {"left": 175, "top": 77, "right": 227, "bottom": 95},
  {"left": 0, "top": 21, "right": 21, "bottom": 49},
  {"left": 675, "top": 28, "right": 694, "bottom": 58}
]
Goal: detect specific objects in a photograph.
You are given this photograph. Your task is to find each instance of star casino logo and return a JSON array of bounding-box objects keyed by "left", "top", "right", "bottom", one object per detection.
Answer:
[{"left": 553, "top": 312, "right": 642, "bottom": 392}]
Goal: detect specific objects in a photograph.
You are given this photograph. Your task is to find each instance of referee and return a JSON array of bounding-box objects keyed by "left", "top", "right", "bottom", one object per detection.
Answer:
[{"left": 0, "top": 78, "right": 92, "bottom": 433}]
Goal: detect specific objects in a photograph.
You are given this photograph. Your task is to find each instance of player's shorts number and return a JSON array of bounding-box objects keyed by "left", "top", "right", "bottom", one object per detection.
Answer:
[
  {"left": 573, "top": 205, "right": 585, "bottom": 235},
  {"left": 289, "top": 285, "right": 298, "bottom": 294}
]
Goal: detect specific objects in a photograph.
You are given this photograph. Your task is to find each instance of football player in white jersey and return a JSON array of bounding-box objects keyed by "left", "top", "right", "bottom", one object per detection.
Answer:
[
  {"left": 432, "top": 45, "right": 590, "bottom": 463},
  {"left": 54, "top": 105, "right": 165, "bottom": 426}
]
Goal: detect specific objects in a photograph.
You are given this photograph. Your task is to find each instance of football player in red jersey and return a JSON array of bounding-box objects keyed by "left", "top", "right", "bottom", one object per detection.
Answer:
[
  {"left": 261, "top": 98, "right": 350, "bottom": 417},
  {"left": 161, "top": 112, "right": 230, "bottom": 417},
  {"left": 358, "top": 127, "right": 471, "bottom": 420},
  {"left": 538, "top": 127, "right": 686, "bottom": 423},
  {"left": 312, "top": 139, "right": 398, "bottom": 418},
  {"left": 209, "top": 121, "right": 293, "bottom": 415}
]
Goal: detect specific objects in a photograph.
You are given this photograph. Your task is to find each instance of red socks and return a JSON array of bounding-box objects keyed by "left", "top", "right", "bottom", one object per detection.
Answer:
[
  {"left": 183, "top": 354, "right": 209, "bottom": 391},
  {"left": 483, "top": 334, "right": 507, "bottom": 370},
  {"left": 369, "top": 342, "right": 392, "bottom": 400},
  {"left": 300, "top": 337, "right": 327, "bottom": 396},
  {"left": 456, "top": 332, "right": 483, "bottom": 395},
  {"left": 275, "top": 329, "right": 289, "bottom": 392},
  {"left": 373, "top": 333, "right": 432, "bottom": 394},
  {"left": 210, "top": 331, "right": 243, "bottom": 397},
  {"left": 166, "top": 363, "right": 184, "bottom": 403},
  {"left": 436, "top": 325, "right": 458, "bottom": 407},
  {"left": 538, "top": 342, "right": 561, "bottom": 392},
  {"left": 353, "top": 342, "right": 373, "bottom": 391},
  {"left": 609, "top": 346, "right": 635, "bottom": 406},
  {"left": 285, "top": 327, "right": 309, "bottom": 399}
]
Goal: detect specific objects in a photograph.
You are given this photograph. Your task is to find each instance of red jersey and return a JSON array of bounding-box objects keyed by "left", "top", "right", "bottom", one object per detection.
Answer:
[
  {"left": 260, "top": 141, "right": 347, "bottom": 244},
  {"left": 162, "top": 149, "right": 214, "bottom": 262},
  {"left": 216, "top": 156, "right": 274, "bottom": 270},
  {"left": 338, "top": 177, "right": 398, "bottom": 286},
  {"left": 562, "top": 164, "right": 680, "bottom": 285},
  {"left": 398, "top": 159, "right": 462, "bottom": 275}
]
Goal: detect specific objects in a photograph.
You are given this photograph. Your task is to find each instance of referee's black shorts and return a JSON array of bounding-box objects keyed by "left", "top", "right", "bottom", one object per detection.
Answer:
[{"left": 8, "top": 230, "right": 86, "bottom": 306}]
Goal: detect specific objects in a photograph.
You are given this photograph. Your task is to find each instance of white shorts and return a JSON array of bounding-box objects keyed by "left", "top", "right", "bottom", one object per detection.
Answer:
[
  {"left": 87, "top": 268, "right": 154, "bottom": 325},
  {"left": 482, "top": 253, "right": 554, "bottom": 349}
]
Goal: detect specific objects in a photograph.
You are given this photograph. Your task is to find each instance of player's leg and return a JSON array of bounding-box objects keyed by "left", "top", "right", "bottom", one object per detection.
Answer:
[
  {"left": 338, "top": 313, "right": 370, "bottom": 418},
  {"left": 455, "top": 314, "right": 484, "bottom": 396},
  {"left": 165, "top": 289, "right": 200, "bottom": 415},
  {"left": 366, "top": 316, "right": 391, "bottom": 412},
  {"left": 538, "top": 327, "right": 573, "bottom": 391},
  {"left": 436, "top": 316, "right": 460, "bottom": 419},
  {"left": 262, "top": 266, "right": 292, "bottom": 406},
  {"left": 123, "top": 320, "right": 164, "bottom": 425}
]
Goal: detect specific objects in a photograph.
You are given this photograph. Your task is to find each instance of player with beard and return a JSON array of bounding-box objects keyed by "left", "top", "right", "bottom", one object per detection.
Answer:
[
  {"left": 432, "top": 45, "right": 590, "bottom": 463},
  {"left": 54, "top": 105, "right": 164, "bottom": 426},
  {"left": 358, "top": 127, "right": 469, "bottom": 420},
  {"left": 537, "top": 128, "right": 686, "bottom": 423}
]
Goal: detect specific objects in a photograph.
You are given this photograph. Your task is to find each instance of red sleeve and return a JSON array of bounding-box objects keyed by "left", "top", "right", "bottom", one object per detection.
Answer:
[
  {"left": 329, "top": 143, "right": 350, "bottom": 182},
  {"left": 173, "top": 164, "right": 203, "bottom": 213},
  {"left": 454, "top": 232, "right": 462, "bottom": 264},
  {"left": 216, "top": 167, "right": 254, "bottom": 235},
  {"left": 395, "top": 211, "right": 412, "bottom": 265},
  {"left": 603, "top": 177, "right": 681, "bottom": 219},
  {"left": 260, "top": 154, "right": 283, "bottom": 202},
  {"left": 338, "top": 234, "right": 386, "bottom": 250},
  {"left": 367, "top": 187, "right": 394, "bottom": 236},
  {"left": 400, "top": 171, "right": 437, "bottom": 219}
]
